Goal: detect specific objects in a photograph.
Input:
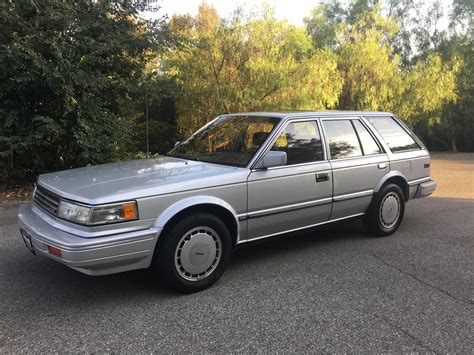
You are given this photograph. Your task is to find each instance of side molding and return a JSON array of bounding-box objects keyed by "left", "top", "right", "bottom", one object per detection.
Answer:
[{"left": 152, "top": 195, "right": 241, "bottom": 240}]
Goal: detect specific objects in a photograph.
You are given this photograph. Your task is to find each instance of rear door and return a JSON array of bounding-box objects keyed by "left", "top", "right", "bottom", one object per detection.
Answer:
[
  {"left": 246, "top": 119, "right": 332, "bottom": 240},
  {"left": 321, "top": 117, "right": 389, "bottom": 220}
]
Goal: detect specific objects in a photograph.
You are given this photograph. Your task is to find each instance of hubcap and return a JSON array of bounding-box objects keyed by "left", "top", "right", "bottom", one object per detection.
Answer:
[
  {"left": 379, "top": 192, "right": 401, "bottom": 229},
  {"left": 174, "top": 226, "right": 222, "bottom": 281}
]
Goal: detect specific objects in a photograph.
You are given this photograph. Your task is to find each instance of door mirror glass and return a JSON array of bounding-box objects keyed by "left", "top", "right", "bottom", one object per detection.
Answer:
[{"left": 256, "top": 151, "right": 287, "bottom": 169}]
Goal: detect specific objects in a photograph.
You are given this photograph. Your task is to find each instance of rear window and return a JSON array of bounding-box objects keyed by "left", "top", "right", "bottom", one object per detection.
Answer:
[{"left": 366, "top": 116, "right": 420, "bottom": 153}]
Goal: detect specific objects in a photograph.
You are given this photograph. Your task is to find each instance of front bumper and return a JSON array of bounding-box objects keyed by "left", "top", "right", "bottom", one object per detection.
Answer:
[{"left": 17, "top": 203, "right": 161, "bottom": 276}]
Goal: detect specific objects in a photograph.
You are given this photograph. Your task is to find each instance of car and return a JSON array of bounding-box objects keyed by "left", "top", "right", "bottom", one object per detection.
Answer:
[{"left": 17, "top": 111, "right": 436, "bottom": 292}]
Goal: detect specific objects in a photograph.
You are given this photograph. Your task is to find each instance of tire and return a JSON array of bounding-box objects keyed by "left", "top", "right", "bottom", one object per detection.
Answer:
[
  {"left": 365, "top": 183, "right": 405, "bottom": 237},
  {"left": 153, "top": 213, "right": 232, "bottom": 293}
]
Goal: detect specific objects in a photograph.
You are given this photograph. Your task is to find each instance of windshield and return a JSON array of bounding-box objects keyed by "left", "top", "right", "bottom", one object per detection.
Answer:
[{"left": 168, "top": 115, "right": 281, "bottom": 167}]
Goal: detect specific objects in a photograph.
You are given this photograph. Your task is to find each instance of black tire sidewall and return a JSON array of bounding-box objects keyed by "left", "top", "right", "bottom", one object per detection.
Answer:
[
  {"left": 369, "top": 184, "right": 405, "bottom": 237},
  {"left": 155, "top": 213, "right": 232, "bottom": 293}
]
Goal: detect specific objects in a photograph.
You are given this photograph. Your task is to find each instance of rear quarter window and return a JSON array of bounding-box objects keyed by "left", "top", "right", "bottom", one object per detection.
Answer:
[{"left": 366, "top": 116, "right": 421, "bottom": 153}]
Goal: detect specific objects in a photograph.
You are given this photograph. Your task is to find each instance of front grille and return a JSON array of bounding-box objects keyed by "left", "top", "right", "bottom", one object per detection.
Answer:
[{"left": 33, "top": 185, "right": 60, "bottom": 216}]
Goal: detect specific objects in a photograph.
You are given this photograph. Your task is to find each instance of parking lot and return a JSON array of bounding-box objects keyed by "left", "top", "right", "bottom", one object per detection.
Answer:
[{"left": 0, "top": 153, "right": 472, "bottom": 352}]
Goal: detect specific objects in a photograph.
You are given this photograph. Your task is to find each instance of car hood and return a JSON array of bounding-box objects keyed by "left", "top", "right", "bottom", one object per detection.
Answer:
[{"left": 37, "top": 156, "right": 247, "bottom": 205}]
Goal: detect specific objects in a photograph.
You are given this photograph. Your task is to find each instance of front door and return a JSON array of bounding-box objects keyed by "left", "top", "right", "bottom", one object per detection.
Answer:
[{"left": 246, "top": 119, "right": 333, "bottom": 241}]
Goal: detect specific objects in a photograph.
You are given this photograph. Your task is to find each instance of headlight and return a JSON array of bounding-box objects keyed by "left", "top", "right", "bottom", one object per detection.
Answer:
[
  {"left": 58, "top": 201, "right": 91, "bottom": 224},
  {"left": 57, "top": 201, "right": 138, "bottom": 225}
]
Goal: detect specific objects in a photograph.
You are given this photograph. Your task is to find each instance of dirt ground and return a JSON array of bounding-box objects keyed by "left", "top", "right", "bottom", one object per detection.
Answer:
[{"left": 430, "top": 152, "right": 474, "bottom": 199}]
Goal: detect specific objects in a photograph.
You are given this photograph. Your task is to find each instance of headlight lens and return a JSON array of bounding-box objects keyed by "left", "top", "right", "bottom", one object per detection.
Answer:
[
  {"left": 57, "top": 201, "right": 138, "bottom": 225},
  {"left": 89, "top": 202, "right": 138, "bottom": 225},
  {"left": 58, "top": 201, "right": 91, "bottom": 224}
]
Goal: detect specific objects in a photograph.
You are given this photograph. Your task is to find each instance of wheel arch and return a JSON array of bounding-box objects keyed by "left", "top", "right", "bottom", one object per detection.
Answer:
[
  {"left": 153, "top": 196, "right": 240, "bottom": 246},
  {"left": 374, "top": 171, "right": 409, "bottom": 201}
]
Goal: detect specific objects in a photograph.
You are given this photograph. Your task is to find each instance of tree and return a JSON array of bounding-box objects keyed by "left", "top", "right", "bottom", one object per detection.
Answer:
[
  {"left": 165, "top": 4, "right": 342, "bottom": 135},
  {"left": 0, "top": 0, "right": 171, "bottom": 181},
  {"left": 304, "top": 1, "right": 459, "bottom": 149}
]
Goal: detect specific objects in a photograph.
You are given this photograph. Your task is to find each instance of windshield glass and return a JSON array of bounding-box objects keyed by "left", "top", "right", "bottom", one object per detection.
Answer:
[{"left": 168, "top": 115, "right": 281, "bottom": 167}]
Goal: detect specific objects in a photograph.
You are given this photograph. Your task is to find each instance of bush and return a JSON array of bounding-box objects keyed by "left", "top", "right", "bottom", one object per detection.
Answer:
[{"left": 134, "top": 121, "right": 182, "bottom": 156}]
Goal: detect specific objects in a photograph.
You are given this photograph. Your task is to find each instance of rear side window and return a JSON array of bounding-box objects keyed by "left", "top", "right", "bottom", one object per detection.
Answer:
[
  {"left": 272, "top": 121, "right": 324, "bottom": 165},
  {"left": 352, "top": 120, "right": 381, "bottom": 155},
  {"left": 367, "top": 116, "right": 420, "bottom": 152},
  {"left": 323, "top": 120, "right": 362, "bottom": 159}
]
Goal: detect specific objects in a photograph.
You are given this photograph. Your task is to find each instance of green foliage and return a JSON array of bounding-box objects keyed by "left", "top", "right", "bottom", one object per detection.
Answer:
[
  {"left": 134, "top": 121, "right": 182, "bottom": 155},
  {"left": 1, "top": 0, "right": 473, "bottom": 185},
  {"left": 304, "top": 1, "right": 461, "bottom": 149},
  {"left": 166, "top": 5, "right": 342, "bottom": 135},
  {"left": 0, "top": 0, "right": 171, "bottom": 181}
]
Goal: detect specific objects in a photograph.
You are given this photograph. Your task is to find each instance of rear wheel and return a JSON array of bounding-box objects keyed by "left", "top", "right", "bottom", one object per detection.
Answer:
[
  {"left": 365, "top": 183, "right": 405, "bottom": 237},
  {"left": 153, "top": 213, "right": 232, "bottom": 293}
]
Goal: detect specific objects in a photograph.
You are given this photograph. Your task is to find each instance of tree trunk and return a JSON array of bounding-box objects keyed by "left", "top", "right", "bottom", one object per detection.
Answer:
[{"left": 451, "top": 136, "right": 458, "bottom": 153}]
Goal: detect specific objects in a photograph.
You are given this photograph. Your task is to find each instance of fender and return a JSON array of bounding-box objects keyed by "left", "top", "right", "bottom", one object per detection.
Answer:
[
  {"left": 374, "top": 170, "right": 408, "bottom": 193},
  {"left": 152, "top": 195, "right": 241, "bottom": 239}
]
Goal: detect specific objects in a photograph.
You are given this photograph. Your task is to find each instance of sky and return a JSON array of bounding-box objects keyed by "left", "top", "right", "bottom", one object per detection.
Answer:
[
  {"left": 144, "top": 0, "right": 453, "bottom": 27},
  {"left": 155, "top": 0, "right": 317, "bottom": 26}
]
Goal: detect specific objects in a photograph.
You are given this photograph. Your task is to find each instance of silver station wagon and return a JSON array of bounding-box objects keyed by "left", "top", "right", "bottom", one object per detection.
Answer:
[{"left": 18, "top": 111, "right": 436, "bottom": 292}]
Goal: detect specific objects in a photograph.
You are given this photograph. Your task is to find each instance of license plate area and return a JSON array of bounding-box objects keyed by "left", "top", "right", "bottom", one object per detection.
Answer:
[{"left": 20, "top": 229, "right": 36, "bottom": 255}]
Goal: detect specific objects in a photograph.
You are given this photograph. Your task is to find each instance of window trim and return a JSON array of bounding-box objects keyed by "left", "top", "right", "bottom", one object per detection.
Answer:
[
  {"left": 250, "top": 117, "right": 328, "bottom": 169},
  {"left": 351, "top": 120, "right": 366, "bottom": 155},
  {"left": 351, "top": 118, "right": 385, "bottom": 156}
]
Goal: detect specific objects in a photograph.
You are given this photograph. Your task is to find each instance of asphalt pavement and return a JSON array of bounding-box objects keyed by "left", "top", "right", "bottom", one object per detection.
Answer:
[{"left": 0, "top": 154, "right": 473, "bottom": 352}]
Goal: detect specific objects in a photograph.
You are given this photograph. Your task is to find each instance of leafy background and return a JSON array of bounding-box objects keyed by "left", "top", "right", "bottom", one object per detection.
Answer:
[{"left": 0, "top": 0, "right": 472, "bottom": 186}]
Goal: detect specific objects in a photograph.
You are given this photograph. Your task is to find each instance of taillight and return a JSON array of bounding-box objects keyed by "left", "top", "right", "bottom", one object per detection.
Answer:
[{"left": 424, "top": 163, "right": 430, "bottom": 168}]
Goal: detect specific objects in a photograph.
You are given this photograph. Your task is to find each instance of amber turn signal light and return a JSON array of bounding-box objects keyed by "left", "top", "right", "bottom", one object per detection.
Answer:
[{"left": 123, "top": 203, "right": 138, "bottom": 220}]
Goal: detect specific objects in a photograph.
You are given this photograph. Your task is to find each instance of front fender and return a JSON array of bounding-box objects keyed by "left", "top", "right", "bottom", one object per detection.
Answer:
[{"left": 152, "top": 195, "right": 240, "bottom": 233}]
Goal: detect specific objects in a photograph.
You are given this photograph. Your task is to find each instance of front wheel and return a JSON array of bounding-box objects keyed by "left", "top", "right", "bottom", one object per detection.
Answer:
[
  {"left": 153, "top": 213, "right": 232, "bottom": 293},
  {"left": 364, "top": 184, "right": 405, "bottom": 237}
]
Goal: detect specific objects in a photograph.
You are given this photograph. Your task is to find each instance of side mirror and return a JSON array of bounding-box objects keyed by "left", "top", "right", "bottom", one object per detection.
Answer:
[
  {"left": 174, "top": 141, "right": 181, "bottom": 147},
  {"left": 256, "top": 151, "right": 287, "bottom": 169}
]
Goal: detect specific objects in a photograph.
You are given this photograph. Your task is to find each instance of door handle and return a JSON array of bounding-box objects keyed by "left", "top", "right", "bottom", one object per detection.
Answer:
[
  {"left": 378, "top": 163, "right": 388, "bottom": 169},
  {"left": 316, "top": 172, "right": 329, "bottom": 182}
]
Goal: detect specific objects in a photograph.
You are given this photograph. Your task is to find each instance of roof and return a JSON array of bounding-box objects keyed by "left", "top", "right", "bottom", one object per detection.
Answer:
[{"left": 221, "top": 111, "right": 393, "bottom": 119}]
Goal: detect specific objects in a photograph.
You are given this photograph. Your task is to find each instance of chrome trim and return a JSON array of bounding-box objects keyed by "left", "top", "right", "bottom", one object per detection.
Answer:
[
  {"left": 245, "top": 197, "right": 333, "bottom": 219},
  {"left": 238, "top": 213, "right": 365, "bottom": 244},
  {"left": 333, "top": 190, "right": 374, "bottom": 202},
  {"left": 238, "top": 189, "right": 372, "bottom": 221},
  {"left": 408, "top": 177, "right": 431, "bottom": 186}
]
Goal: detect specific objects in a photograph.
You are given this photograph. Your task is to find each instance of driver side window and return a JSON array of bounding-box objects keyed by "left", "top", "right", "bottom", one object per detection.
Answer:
[{"left": 271, "top": 121, "right": 324, "bottom": 165}]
